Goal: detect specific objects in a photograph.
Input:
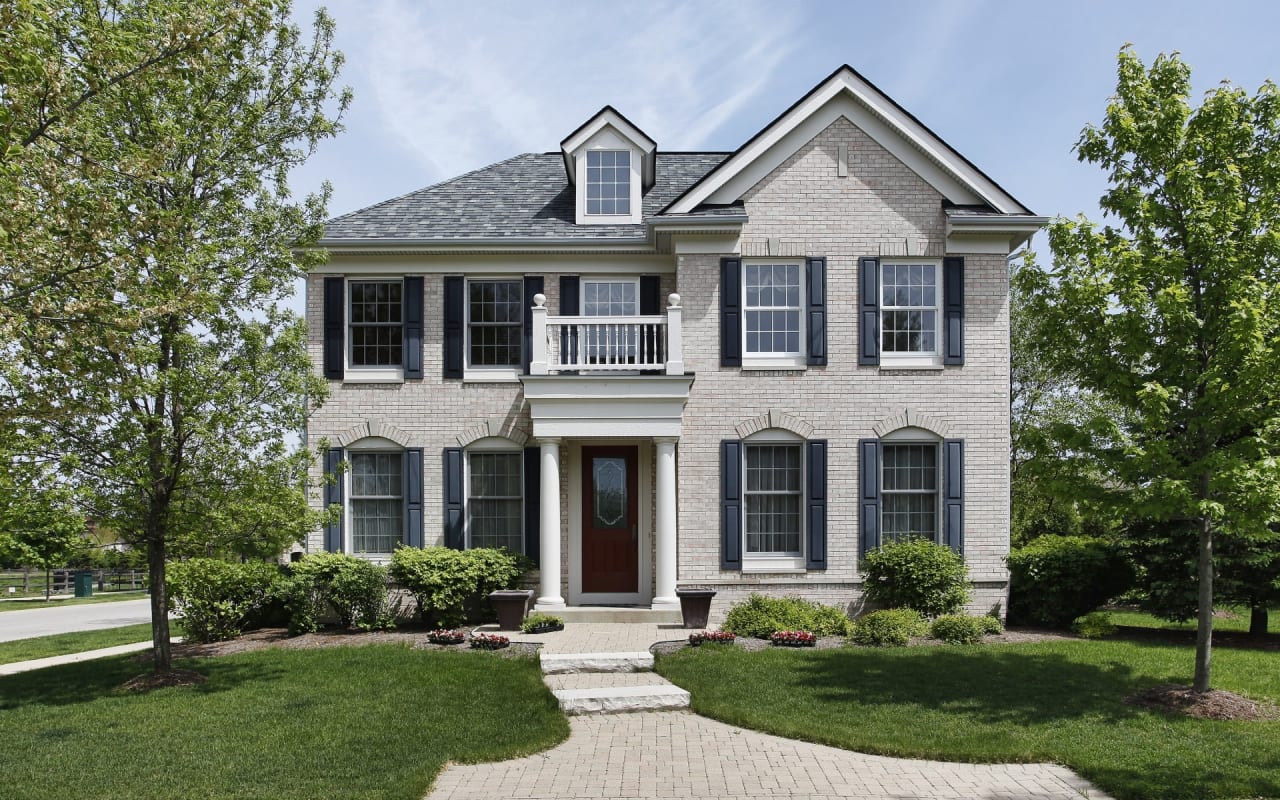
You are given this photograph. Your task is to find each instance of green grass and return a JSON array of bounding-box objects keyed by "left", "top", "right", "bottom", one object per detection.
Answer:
[
  {"left": 0, "top": 645, "right": 569, "bottom": 800},
  {"left": 0, "top": 622, "right": 186, "bottom": 665},
  {"left": 1106, "top": 605, "right": 1280, "bottom": 635},
  {"left": 656, "top": 641, "right": 1280, "bottom": 800},
  {"left": 0, "top": 591, "right": 148, "bottom": 612}
]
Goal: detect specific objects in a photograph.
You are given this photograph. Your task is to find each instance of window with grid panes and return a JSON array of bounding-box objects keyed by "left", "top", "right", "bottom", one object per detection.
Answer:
[
  {"left": 467, "top": 280, "right": 522, "bottom": 367},
  {"left": 582, "top": 278, "right": 638, "bottom": 363},
  {"left": 744, "top": 444, "right": 803, "bottom": 555},
  {"left": 349, "top": 281, "right": 403, "bottom": 367},
  {"left": 467, "top": 452, "right": 522, "bottom": 552},
  {"left": 349, "top": 452, "right": 402, "bottom": 554},
  {"left": 880, "top": 262, "right": 939, "bottom": 355},
  {"left": 743, "top": 263, "right": 802, "bottom": 356},
  {"left": 881, "top": 443, "right": 939, "bottom": 542},
  {"left": 585, "top": 150, "right": 631, "bottom": 215}
]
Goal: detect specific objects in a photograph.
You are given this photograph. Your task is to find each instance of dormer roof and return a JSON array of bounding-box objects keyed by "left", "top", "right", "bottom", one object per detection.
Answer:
[{"left": 560, "top": 105, "right": 657, "bottom": 191}]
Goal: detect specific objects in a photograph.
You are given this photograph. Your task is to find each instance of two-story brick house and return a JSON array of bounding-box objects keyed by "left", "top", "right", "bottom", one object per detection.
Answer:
[{"left": 303, "top": 66, "right": 1044, "bottom": 619}]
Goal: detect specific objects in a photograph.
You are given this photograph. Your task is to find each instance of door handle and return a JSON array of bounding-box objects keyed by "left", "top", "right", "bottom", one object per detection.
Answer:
[{"left": 632, "top": 523, "right": 637, "bottom": 542}]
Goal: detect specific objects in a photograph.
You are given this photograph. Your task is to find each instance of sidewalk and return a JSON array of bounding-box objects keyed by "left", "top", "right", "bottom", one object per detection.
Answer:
[{"left": 0, "top": 638, "right": 181, "bottom": 677}]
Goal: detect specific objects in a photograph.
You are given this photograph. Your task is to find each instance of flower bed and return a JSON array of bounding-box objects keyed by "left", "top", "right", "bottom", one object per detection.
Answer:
[
  {"left": 520, "top": 613, "right": 565, "bottom": 634},
  {"left": 469, "top": 633, "right": 510, "bottom": 650},
  {"left": 769, "top": 630, "right": 816, "bottom": 647},
  {"left": 427, "top": 629, "right": 466, "bottom": 645},
  {"left": 689, "top": 631, "right": 736, "bottom": 646}
]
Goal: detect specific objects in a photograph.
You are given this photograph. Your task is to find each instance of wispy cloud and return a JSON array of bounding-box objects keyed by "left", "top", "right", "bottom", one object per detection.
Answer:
[{"left": 349, "top": 0, "right": 799, "bottom": 180}]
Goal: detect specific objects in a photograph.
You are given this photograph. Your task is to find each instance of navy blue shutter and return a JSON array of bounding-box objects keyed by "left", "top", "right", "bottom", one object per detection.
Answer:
[
  {"left": 443, "top": 276, "right": 464, "bottom": 379},
  {"left": 522, "top": 276, "right": 543, "bottom": 375},
  {"left": 323, "top": 277, "right": 344, "bottom": 380},
  {"left": 806, "top": 440, "right": 828, "bottom": 569},
  {"left": 858, "top": 257, "right": 880, "bottom": 366},
  {"left": 720, "top": 440, "right": 742, "bottom": 570},
  {"left": 943, "top": 439, "right": 964, "bottom": 553},
  {"left": 403, "top": 448, "right": 423, "bottom": 548},
  {"left": 560, "top": 276, "right": 579, "bottom": 368},
  {"left": 323, "top": 447, "right": 344, "bottom": 552},
  {"left": 858, "top": 439, "right": 880, "bottom": 558},
  {"left": 943, "top": 257, "right": 965, "bottom": 365},
  {"left": 805, "top": 258, "right": 827, "bottom": 366},
  {"left": 443, "top": 448, "right": 464, "bottom": 549},
  {"left": 639, "top": 276, "right": 661, "bottom": 367},
  {"left": 523, "top": 447, "right": 541, "bottom": 564},
  {"left": 720, "top": 258, "right": 741, "bottom": 367},
  {"left": 403, "top": 276, "right": 423, "bottom": 379}
]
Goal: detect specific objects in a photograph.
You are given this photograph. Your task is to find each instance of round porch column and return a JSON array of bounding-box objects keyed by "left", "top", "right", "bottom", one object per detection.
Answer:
[
  {"left": 536, "top": 438, "right": 566, "bottom": 609},
  {"left": 651, "top": 437, "right": 679, "bottom": 610}
]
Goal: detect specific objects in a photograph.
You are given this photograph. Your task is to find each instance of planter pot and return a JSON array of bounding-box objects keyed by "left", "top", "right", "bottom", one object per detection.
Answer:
[
  {"left": 523, "top": 621, "right": 564, "bottom": 635},
  {"left": 488, "top": 589, "right": 535, "bottom": 631},
  {"left": 675, "top": 588, "right": 716, "bottom": 630}
]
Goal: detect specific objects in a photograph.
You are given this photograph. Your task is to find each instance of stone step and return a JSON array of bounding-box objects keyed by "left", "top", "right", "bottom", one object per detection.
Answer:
[
  {"left": 535, "top": 605, "right": 682, "bottom": 624},
  {"left": 552, "top": 683, "right": 690, "bottom": 715},
  {"left": 544, "top": 672, "right": 671, "bottom": 691},
  {"left": 540, "top": 651, "right": 653, "bottom": 674}
]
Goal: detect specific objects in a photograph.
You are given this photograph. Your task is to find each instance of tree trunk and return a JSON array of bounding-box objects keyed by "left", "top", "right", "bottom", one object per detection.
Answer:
[
  {"left": 44, "top": 566, "right": 50, "bottom": 601},
  {"left": 1250, "top": 604, "right": 1269, "bottom": 638},
  {"left": 147, "top": 537, "right": 171, "bottom": 672},
  {"left": 1193, "top": 509, "right": 1214, "bottom": 692}
]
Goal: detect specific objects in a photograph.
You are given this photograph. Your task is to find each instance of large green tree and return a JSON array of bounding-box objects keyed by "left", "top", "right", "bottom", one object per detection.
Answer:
[
  {"left": 1017, "top": 47, "right": 1280, "bottom": 690},
  {"left": 1, "top": 0, "right": 347, "bottom": 672}
]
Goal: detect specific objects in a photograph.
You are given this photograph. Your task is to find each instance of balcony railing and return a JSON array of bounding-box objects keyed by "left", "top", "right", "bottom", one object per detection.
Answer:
[{"left": 528, "top": 292, "right": 685, "bottom": 375}]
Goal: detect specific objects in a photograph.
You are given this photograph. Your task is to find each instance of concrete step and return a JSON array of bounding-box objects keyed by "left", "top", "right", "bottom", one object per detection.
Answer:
[
  {"left": 545, "top": 672, "right": 671, "bottom": 691},
  {"left": 540, "top": 650, "right": 653, "bottom": 674},
  {"left": 552, "top": 683, "right": 690, "bottom": 715},
  {"left": 535, "top": 605, "right": 682, "bottom": 624}
]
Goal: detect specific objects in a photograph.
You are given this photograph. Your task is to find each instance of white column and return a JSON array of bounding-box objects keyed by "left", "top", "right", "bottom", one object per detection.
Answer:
[
  {"left": 664, "top": 293, "right": 684, "bottom": 375},
  {"left": 651, "top": 437, "right": 679, "bottom": 609},
  {"left": 529, "top": 293, "right": 549, "bottom": 375},
  {"left": 536, "top": 438, "right": 566, "bottom": 609}
]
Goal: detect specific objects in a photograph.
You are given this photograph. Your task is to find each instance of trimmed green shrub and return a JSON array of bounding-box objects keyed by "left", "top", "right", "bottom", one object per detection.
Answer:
[
  {"left": 520, "top": 612, "right": 564, "bottom": 633},
  {"left": 977, "top": 615, "right": 1005, "bottom": 635},
  {"left": 930, "top": 614, "right": 985, "bottom": 644},
  {"left": 1007, "top": 535, "right": 1133, "bottom": 628},
  {"left": 271, "top": 572, "right": 324, "bottom": 636},
  {"left": 1072, "top": 611, "right": 1117, "bottom": 639},
  {"left": 720, "top": 594, "right": 853, "bottom": 639},
  {"left": 293, "top": 553, "right": 395, "bottom": 631},
  {"left": 862, "top": 539, "right": 971, "bottom": 616},
  {"left": 168, "top": 558, "right": 279, "bottom": 643},
  {"left": 850, "top": 608, "right": 927, "bottom": 646},
  {"left": 389, "top": 547, "right": 522, "bottom": 628}
]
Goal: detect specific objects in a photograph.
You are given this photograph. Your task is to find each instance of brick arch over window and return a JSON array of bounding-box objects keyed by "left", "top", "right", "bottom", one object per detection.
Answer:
[
  {"left": 733, "top": 409, "right": 814, "bottom": 440},
  {"left": 871, "top": 408, "right": 951, "bottom": 438},
  {"left": 334, "top": 419, "right": 411, "bottom": 448},
  {"left": 455, "top": 418, "right": 530, "bottom": 448}
]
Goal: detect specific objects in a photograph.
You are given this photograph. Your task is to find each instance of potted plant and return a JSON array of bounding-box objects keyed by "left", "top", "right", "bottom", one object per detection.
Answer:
[
  {"left": 520, "top": 612, "right": 565, "bottom": 634},
  {"left": 675, "top": 587, "right": 717, "bottom": 629},
  {"left": 427, "top": 628, "right": 466, "bottom": 645},
  {"left": 689, "top": 630, "right": 736, "bottom": 647},
  {"left": 469, "top": 632, "right": 510, "bottom": 650},
  {"left": 770, "top": 630, "right": 817, "bottom": 647}
]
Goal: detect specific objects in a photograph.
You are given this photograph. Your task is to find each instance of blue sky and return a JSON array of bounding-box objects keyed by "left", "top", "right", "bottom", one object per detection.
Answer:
[{"left": 287, "top": 0, "right": 1280, "bottom": 251}]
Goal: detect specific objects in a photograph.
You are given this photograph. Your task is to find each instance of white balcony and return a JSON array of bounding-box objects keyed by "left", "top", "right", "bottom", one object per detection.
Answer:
[{"left": 529, "top": 292, "right": 685, "bottom": 376}]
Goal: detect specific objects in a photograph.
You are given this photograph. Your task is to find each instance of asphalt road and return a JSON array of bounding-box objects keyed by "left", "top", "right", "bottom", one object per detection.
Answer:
[{"left": 0, "top": 598, "right": 156, "bottom": 643}]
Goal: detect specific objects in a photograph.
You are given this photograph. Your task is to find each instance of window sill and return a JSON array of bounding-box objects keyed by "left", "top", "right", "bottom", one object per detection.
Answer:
[
  {"left": 879, "top": 359, "right": 944, "bottom": 371},
  {"left": 742, "top": 356, "right": 807, "bottom": 371},
  {"left": 343, "top": 369, "right": 404, "bottom": 384},
  {"left": 742, "top": 557, "right": 807, "bottom": 573},
  {"left": 463, "top": 368, "right": 521, "bottom": 383}
]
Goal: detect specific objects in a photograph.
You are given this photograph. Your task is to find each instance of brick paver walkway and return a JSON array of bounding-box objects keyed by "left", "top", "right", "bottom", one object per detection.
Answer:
[{"left": 426, "top": 710, "right": 1110, "bottom": 800}]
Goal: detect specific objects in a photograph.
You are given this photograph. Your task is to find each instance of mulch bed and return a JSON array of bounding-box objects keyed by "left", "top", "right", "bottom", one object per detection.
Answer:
[
  {"left": 140, "top": 627, "right": 539, "bottom": 662},
  {"left": 118, "top": 669, "right": 208, "bottom": 692},
  {"left": 1124, "top": 684, "right": 1280, "bottom": 721},
  {"left": 650, "top": 627, "right": 1074, "bottom": 656}
]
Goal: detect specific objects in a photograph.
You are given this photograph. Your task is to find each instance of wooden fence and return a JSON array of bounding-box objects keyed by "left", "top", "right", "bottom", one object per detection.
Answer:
[{"left": 0, "top": 568, "right": 148, "bottom": 597}]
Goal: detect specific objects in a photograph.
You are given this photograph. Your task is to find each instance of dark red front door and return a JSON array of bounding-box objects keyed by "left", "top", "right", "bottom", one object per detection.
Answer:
[{"left": 582, "top": 445, "right": 638, "bottom": 594}]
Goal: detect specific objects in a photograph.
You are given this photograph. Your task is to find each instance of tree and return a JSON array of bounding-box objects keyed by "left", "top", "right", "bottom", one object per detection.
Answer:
[
  {"left": 1, "top": 0, "right": 348, "bottom": 673},
  {"left": 1016, "top": 47, "right": 1280, "bottom": 690},
  {"left": 0, "top": 437, "right": 87, "bottom": 600}
]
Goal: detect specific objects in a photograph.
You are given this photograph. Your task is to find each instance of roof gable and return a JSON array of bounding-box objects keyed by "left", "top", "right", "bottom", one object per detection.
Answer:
[{"left": 560, "top": 105, "right": 657, "bottom": 191}]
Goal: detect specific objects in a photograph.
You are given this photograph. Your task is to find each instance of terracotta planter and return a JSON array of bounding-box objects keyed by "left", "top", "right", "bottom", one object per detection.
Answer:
[
  {"left": 675, "top": 588, "right": 716, "bottom": 629},
  {"left": 488, "top": 589, "right": 535, "bottom": 631}
]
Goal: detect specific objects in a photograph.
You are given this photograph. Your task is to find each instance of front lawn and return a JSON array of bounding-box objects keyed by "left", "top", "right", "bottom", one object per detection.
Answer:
[
  {"left": 0, "top": 622, "right": 185, "bottom": 666},
  {"left": 656, "top": 640, "right": 1280, "bottom": 800},
  {"left": 0, "top": 645, "right": 569, "bottom": 800},
  {"left": 1107, "top": 605, "right": 1280, "bottom": 635}
]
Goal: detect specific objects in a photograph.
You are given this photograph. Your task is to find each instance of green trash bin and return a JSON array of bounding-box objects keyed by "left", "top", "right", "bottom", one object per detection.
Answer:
[{"left": 73, "top": 571, "right": 94, "bottom": 598}]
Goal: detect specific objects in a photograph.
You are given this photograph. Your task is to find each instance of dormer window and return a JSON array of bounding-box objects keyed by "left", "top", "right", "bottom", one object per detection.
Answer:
[{"left": 586, "top": 150, "right": 632, "bottom": 216}]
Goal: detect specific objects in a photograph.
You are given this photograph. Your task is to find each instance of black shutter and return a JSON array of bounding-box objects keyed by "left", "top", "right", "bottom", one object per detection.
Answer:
[
  {"left": 858, "top": 257, "right": 880, "bottom": 366},
  {"left": 858, "top": 439, "right": 880, "bottom": 558},
  {"left": 639, "top": 275, "right": 662, "bottom": 368},
  {"left": 805, "top": 257, "right": 827, "bottom": 366},
  {"left": 323, "top": 447, "right": 344, "bottom": 552},
  {"left": 560, "top": 276, "right": 579, "bottom": 368},
  {"left": 943, "top": 439, "right": 964, "bottom": 554},
  {"left": 720, "top": 257, "right": 742, "bottom": 367},
  {"left": 523, "top": 446, "right": 541, "bottom": 565},
  {"left": 443, "top": 447, "right": 464, "bottom": 549},
  {"left": 323, "top": 277, "right": 344, "bottom": 380},
  {"left": 443, "top": 276, "right": 464, "bottom": 379},
  {"left": 403, "top": 448, "right": 423, "bottom": 548},
  {"left": 806, "top": 440, "right": 828, "bottom": 569},
  {"left": 720, "top": 439, "right": 742, "bottom": 570},
  {"left": 522, "top": 276, "right": 543, "bottom": 375},
  {"left": 943, "top": 257, "right": 965, "bottom": 365},
  {"left": 403, "top": 276, "right": 423, "bottom": 379}
]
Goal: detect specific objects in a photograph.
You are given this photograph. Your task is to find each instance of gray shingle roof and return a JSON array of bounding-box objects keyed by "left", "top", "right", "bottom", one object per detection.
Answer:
[{"left": 321, "top": 152, "right": 733, "bottom": 242}]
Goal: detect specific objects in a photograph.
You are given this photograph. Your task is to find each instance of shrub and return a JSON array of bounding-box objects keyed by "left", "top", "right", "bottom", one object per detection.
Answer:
[
  {"left": 521, "top": 612, "right": 564, "bottom": 633},
  {"left": 389, "top": 547, "right": 522, "bottom": 628},
  {"left": 270, "top": 572, "right": 323, "bottom": 636},
  {"left": 167, "top": 558, "right": 279, "bottom": 643},
  {"left": 977, "top": 615, "right": 1005, "bottom": 635},
  {"left": 850, "top": 608, "right": 927, "bottom": 646},
  {"left": 930, "top": 614, "right": 985, "bottom": 645},
  {"left": 1007, "top": 535, "right": 1133, "bottom": 628},
  {"left": 862, "top": 539, "right": 971, "bottom": 616},
  {"left": 293, "top": 553, "right": 396, "bottom": 631},
  {"left": 1072, "top": 611, "right": 1117, "bottom": 639},
  {"left": 720, "top": 594, "right": 853, "bottom": 639}
]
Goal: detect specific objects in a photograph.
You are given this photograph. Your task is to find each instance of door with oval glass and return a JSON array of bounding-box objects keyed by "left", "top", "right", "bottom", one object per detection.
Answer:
[{"left": 581, "top": 445, "right": 639, "bottom": 593}]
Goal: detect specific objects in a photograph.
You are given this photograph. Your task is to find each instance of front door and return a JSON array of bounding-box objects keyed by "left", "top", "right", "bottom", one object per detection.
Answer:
[{"left": 581, "top": 445, "right": 639, "bottom": 593}]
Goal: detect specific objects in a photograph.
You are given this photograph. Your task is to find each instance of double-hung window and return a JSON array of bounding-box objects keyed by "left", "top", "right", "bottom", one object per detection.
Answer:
[
  {"left": 881, "top": 443, "right": 938, "bottom": 542},
  {"left": 467, "top": 279, "right": 523, "bottom": 369},
  {"left": 585, "top": 150, "right": 631, "bottom": 216},
  {"left": 743, "top": 262, "right": 803, "bottom": 365},
  {"left": 349, "top": 281, "right": 403, "bottom": 368},
  {"left": 582, "top": 278, "right": 639, "bottom": 364},
  {"left": 744, "top": 442, "right": 803, "bottom": 558},
  {"left": 349, "top": 452, "right": 402, "bottom": 556},
  {"left": 467, "top": 451, "right": 523, "bottom": 552},
  {"left": 881, "top": 261, "right": 939, "bottom": 361}
]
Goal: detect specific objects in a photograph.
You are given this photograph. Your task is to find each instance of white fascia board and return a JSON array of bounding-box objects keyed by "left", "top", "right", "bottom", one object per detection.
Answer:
[
  {"left": 312, "top": 253, "right": 676, "bottom": 275},
  {"left": 561, "top": 109, "right": 656, "bottom": 187},
  {"left": 946, "top": 214, "right": 1047, "bottom": 252},
  {"left": 520, "top": 375, "right": 694, "bottom": 439}
]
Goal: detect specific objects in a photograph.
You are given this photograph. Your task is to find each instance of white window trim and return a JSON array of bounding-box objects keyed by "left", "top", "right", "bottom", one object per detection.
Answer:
[
  {"left": 464, "top": 438, "right": 525, "bottom": 554},
  {"left": 879, "top": 258, "right": 943, "bottom": 369},
  {"left": 344, "top": 445, "right": 404, "bottom": 560},
  {"left": 574, "top": 129, "right": 644, "bottom": 225},
  {"left": 462, "top": 276, "right": 523, "bottom": 382},
  {"left": 741, "top": 259, "right": 806, "bottom": 369},
  {"left": 741, "top": 429, "right": 806, "bottom": 569},
  {"left": 878, "top": 434, "right": 943, "bottom": 547},
  {"left": 345, "top": 277, "right": 405, "bottom": 383}
]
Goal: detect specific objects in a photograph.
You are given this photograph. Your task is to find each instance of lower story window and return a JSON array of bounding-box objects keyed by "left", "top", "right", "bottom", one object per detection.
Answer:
[
  {"left": 881, "top": 443, "right": 937, "bottom": 542},
  {"left": 350, "top": 452, "right": 402, "bottom": 554},
  {"left": 468, "top": 452, "right": 523, "bottom": 552},
  {"left": 744, "top": 443, "right": 802, "bottom": 555}
]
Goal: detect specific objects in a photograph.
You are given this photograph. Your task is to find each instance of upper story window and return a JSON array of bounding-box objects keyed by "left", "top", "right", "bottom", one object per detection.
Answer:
[
  {"left": 349, "top": 451, "right": 402, "bottom": 556},
  {"left": 881, "top": 442, "right": 938, "bottom": 543},
  {"left": 467, "top": 279, "right": 522, "bottom": 368},
  {"left": 744, "top": 262, "right": 803, "bottom": 359},
  {"left": 881, "top": 261, "right": 939, "bottom": 356},
  {"left": 586, "top": 150, "right": 631, "bottom": 216},
  {"left": 467, "top": 451, "right": 523, "bottom": 552},
  {"left": 349, "top": 280, "right": 403, "bottom": 367}
]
